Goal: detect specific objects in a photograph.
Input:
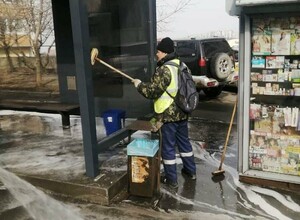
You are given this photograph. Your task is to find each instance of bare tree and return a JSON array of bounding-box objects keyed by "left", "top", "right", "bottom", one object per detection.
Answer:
[
  {"left": 0, "top": 0, "right": 54, "bottom": 86},
  {"left": 156, "top": 0, "right": 194, "bottom": 34},
  {"left": 0, "top": 0, "right": 29, "bottom": 72},
  {"left": 18, "top": 0, "right": 54, "bottom": 87}
]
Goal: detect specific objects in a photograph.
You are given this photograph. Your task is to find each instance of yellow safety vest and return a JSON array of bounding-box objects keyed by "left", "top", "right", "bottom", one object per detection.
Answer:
[{"left": 154, "top": 59, "right": 179, "bottom": 113}]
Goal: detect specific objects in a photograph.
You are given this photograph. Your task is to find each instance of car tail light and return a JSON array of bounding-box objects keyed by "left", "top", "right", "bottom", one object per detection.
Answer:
[
  {"left": 207, "top": 82, "right": 216, "bottom": 87},
  {"left": 198, "top": 58, "right": 206, "bottom": 67}
]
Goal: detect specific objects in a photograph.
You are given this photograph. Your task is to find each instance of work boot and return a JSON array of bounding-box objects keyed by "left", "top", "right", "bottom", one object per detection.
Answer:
[
  {"left": 160, "top": 175, "right": 178, "bottom": 190},
  {"left": 181, "top": 168, "right": 197, "bottom": 180}
]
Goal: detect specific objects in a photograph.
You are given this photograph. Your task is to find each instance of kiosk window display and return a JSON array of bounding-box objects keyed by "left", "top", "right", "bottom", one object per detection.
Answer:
[{"left": 249, "top": 16, "right": 300, "bottom": 177}]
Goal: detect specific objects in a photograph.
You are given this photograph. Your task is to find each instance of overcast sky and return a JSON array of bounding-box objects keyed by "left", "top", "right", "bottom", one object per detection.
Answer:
[{"left": 157, "top": 0, "right": 239, "bottom": 39}]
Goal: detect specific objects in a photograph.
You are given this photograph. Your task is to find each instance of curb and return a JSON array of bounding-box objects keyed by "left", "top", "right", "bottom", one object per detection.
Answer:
[{"left": 17, "top": 172, "right": 128, "bottom": 205}]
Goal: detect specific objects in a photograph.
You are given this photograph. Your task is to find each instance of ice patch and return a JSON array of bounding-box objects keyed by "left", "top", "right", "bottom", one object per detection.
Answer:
[
  {"left": 205, "top": 146, "right": 299, "bottom": 220},
  {"left": 161, "top": 188, "right": 254, "bottom": 219},
  {"left": 251, "top": 186, "right": 300, "bottom": 212}
]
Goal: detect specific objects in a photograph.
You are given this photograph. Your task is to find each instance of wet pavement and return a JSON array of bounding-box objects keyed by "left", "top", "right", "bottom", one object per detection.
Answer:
[{"left": 0, "top": 92, "right": 300, "bottom": 220}]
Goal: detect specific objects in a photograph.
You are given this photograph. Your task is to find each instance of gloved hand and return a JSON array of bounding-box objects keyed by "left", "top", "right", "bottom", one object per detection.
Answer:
[{"left": 132, "top": 79, "right": 141, "bottom": 88}]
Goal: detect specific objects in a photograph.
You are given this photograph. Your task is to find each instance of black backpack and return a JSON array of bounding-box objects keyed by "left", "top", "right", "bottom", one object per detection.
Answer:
[{"left": 165, "top": 61, "right": 199, "bottom": 113}]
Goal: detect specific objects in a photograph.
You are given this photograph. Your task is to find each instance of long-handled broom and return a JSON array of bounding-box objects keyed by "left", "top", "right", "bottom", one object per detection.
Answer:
[
  {"left": 90, "top": 48, "right": 134, "bottom": 81},
  {"left": 212, "top": 97, "right": 237, "bottom": 176}
]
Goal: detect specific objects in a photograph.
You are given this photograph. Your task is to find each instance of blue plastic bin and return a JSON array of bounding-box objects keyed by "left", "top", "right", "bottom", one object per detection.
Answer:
[{"left": 102, "top": 109, "right": 126, "bottom": 136}]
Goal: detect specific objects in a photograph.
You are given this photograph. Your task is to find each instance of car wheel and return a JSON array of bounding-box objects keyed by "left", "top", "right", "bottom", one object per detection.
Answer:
[
  {"left": 203, "top": 86, "right": 223, "bottom": 98},
  {"left": 210, "top": 53, "right": 233, "bottom": 81}
]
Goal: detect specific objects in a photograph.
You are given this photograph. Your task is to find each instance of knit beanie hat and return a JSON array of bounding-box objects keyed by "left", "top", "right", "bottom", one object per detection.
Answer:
[{"left": 157, "top": 37, "right": 174, "bottom": 54}]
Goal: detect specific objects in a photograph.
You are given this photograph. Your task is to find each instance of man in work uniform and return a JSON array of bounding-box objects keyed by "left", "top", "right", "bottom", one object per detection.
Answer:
[{"left": 131, "top": 37, "right": 196, "bottom": 189}]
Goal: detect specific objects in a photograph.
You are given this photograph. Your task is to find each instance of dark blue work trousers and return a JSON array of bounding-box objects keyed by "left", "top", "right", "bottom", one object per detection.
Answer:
[{"left": 161, "top": 120, "right": 196, "bottom": 183}]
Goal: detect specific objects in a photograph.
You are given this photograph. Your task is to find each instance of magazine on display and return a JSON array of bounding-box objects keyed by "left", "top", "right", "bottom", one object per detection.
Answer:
[
  {"left": 291, "top": 30, "right": 300, "bottom": 55},
  {"left": 250, "top": 16, "right": 300, "bottom": 176},
  {"left": 271, "top": 30, "right": 292, "bottom": 55},
  {"left": 252, "top": 30, "right": 272, "bottom": 55},
  {"left": 251, "top": 56, "right": 265, "bottom": 68},
  {"left": 252, "top": 18, "right": 272, "bottom": 56},
  {"left": 249, "top": 130, "right": 300, "bottom": 175},
  {"left": 265, "top": 56, "right": 285, "bottom": 69}
]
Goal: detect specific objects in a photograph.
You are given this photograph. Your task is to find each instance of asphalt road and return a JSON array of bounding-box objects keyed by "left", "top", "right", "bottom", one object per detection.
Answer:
[{"left": 192, "top": 90, "right": 237, "bottom": 124}]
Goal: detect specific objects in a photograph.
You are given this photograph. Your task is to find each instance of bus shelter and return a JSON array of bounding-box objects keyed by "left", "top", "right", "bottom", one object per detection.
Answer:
[{"left": 52, "top": 0, "right": 156, "bottom": 177}]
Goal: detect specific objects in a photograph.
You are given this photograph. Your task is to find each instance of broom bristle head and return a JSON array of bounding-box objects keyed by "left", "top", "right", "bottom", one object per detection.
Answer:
[
  {"left": 90, "top": 48, "right": 99, "bottom": 65},
  {"left": 211, "top": 169, "right": 225, "bottom": 176}
]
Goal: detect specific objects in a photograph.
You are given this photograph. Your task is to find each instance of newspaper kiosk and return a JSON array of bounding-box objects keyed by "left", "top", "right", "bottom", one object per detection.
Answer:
[{"left": 226, "top": 0, "right": 300, "bottom": 191}]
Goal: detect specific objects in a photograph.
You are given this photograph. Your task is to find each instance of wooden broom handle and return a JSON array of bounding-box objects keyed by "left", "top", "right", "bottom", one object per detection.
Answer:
[
  {"left": 95, "top": 57, "right": 134, "bottom": 81},
  {"left": 218, "top": 98, "right": 237, "bottom": 170}
]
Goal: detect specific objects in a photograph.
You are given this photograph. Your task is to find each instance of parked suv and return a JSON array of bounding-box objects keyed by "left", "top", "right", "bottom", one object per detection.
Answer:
[{"left": 174, "top": 38, "right": 237, "bottom": 97}]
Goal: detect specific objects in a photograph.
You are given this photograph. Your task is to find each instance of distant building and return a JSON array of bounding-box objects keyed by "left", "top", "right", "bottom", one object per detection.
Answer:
[
  {"left": 196, "top": 30, "right": 238, "bottom": 39},
  {"left": 0, "top": 35, "right": 33, "bottom": 57},
  {"left": 0, "top": 1, "right": 33, "bottom": 57}
]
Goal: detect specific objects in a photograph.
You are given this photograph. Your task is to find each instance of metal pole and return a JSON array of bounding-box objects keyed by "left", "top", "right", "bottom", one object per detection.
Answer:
[{"left": 69, "top": 0, "right": 99, "bottom": 177}]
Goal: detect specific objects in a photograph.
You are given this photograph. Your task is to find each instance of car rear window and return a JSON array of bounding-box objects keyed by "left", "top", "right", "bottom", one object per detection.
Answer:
[
  {"left": 202, "top": 41, "right": 232, "bottom": 57},
  {"left": 174, "top": 41, "right": 196, "bottom": 57}
]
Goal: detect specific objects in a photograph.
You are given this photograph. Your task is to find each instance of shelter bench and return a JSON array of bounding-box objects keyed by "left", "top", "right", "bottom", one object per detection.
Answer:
[{"left": 0, "top": 99, "right": 80, "bottom": 128}]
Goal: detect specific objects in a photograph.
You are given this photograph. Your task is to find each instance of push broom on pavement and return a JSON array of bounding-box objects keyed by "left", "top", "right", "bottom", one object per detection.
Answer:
[{"left": 212, "top": 97, "right": 237, "bottom": 176}]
